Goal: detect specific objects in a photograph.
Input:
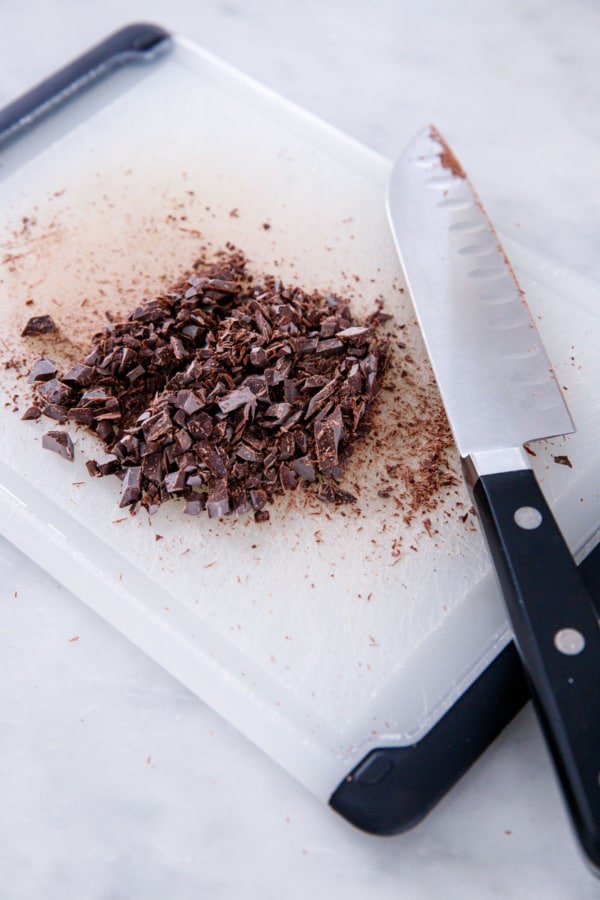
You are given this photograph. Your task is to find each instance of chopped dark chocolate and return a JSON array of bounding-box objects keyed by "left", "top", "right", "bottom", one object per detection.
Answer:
[
  {"left": 119, "top": 466, "right": 142, "bottom": 507},
  {"left": 27, "top": 250, "right": 389, "bottom": 519},
  {"left": 336, "top": 325, "right": 370, "bottom": 341},
  {"left": 217, "top": 385, "right": 256, "bottom": 415},
  {"left": 206, "top": 480, "right": 230, "bottom": 518},
  {"left": 21, "top": 315, "right": 57, "bottom": 337},
  {"left": 28, "top": 357, "right": 57, "bottom": 383},
  {"left": 175, "top": 389, "right": 203, "bottom": 416},
  {"left": 41, "top": 404, "right": 68, "bottom": 422},
  {"left": 91, "top": 452, "right": 120, "bottom": 475},
  {"left": 42, "top": 430, "right": 74, "bottom": 461},
  {"left": 67, "top": 407, "right": 96, "bottom": 427},
  {"left": 314, "top": 406, "right": 344, "bottom": 478},
  {"left": 61, "top": 363, "right": 94, "bottom": 387},
  {"left": 164, "top": 469, "right": 188, "bottom": 493},
  {"left": 21, "top": 405, "right": 41, "bottom": 420},
  {"left": 184, "top": 497, "right": 205, "bottom": 516},
  {"left": 36, "top": 378, "right": 71, "bottom": 406}
]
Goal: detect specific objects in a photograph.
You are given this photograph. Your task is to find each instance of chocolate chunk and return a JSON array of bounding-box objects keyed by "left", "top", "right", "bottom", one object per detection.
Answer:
[
  {"left": 292, "top": 337, "right": 318, "bottom": 356},
  {"left": 278, "top": 432, "right": 295, "bottom": 460},
  {"left": 249, "top": 488, "right": 268, "bottom": 511},
  {"left": 21, "top": 315, "right": 57, "bottom": 337},
  {"left": 336, "top": 326, "right": 370, "bottom": 341},
  {"left": 61, "top": 363, "right": 94, "bottom": 387},
  {"left": 332, "top": 486, "right": 357, "bottom": 504},
  {"left": 141, "top": 452, "right": 163, "bottom": 483},
  {"left": 164, "top": 469, "right": 188, "bottom": 493},
  {"left": 217, "top": 386, "right": 256, "bottom": 415},
  {"left": 314, "top": 405, "right": 344, "bottom": 477},
  {"left": 305, "top": 378, "right": 339, "bottom": 419},
  {"left": 175, "top": 429, "right": 193, "bottom": 453},
  {"left": 175, "top": 390, "right": 203, "bottom": 416},
  {"left": 96, "top": 453, "right": 120, "bottom": 475},
  {"left": 292, "top": 457, "right": 316, "bottom": 482},
  {"left": 127, "top": 365, "right": 146, "bottom": 383},
  {"left": 87, "top": 452, "right": 119, "bottom": 476},
  {"left": 80, "top": 387, "right": 109, "bottom": 405},
  {"left": 230, "top": 484, "right": 251, "bottom": 515},
  {"left": 249, "top": 346, "right": 268, "bottom": 368},
  {"left": 28, "top": 357, "right": 57, "bottom": 383},
  {"left": 97, "top": 421, "right": 115, "bottom": 442},
  {"left": 188, "top": 411, "right": 213, "bottom": 439},
  {"left": 184, "top": 497, "right": 205, "bottom": 516},
  {"left": 142, "top": 409, "right": 172, "bottom": 442},
  {"left": 21, "top": 406, "right": 41, "bottom": 420},
  {"left": 36, "top": 378, "right": 72, "bottom": 406},
  {"left": 263, "top": 402, "right": 292, "bottom": 427},
  {"left": 67, "top": 407, "right": 96, "bottom": 427},
  {"left": 42, "top": 430, "right": 74, "bottom": 461},
  {"left": 283, "top": 378, "right": 299, "bottom": 404},
  {"left": 119, "top": 466, "right": 142, "bottom": 507},
  {"left": 316, "top": 338, "right": 344, "bottom": 357},
  {"left": 206, "top": 480, "right": 230, "bottom": 518},
  {"left": 279, "top": 464, "right": 297, "bottom": 491},
  {"left": 42, "top": 404, "right": 68, "bottom": 422},
  {"left": 236, "top": 443, "right": 261, "bottom": 463},
  {"left": 316, "top": 483, "right": 336, "bottom": 503}
]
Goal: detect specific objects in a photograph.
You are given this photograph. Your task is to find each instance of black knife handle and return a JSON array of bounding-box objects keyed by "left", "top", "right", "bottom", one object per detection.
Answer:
[
  {"left": 0, "top": 23, "right": 171, "bottom": 147},
  {"left": 473, "top": 467, "right": 600, "bottom": 870}
]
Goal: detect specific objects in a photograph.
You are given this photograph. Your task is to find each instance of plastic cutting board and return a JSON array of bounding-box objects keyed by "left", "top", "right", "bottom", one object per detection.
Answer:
[{"left": 1, "top": 27, "right": 599, "bottom": 825}]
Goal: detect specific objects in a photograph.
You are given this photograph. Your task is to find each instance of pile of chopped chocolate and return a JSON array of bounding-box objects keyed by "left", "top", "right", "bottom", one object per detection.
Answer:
[{"left": 27, "top": 249, "right": 390, "bottom": 521}]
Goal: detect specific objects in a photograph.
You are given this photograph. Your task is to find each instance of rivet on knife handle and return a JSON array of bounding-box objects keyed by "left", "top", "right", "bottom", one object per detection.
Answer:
[{"left": 387, "top": 124, "right": 600, "bottom": 871}]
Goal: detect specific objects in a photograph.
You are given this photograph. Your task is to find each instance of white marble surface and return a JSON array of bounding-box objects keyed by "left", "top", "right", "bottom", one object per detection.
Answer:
[{"left": 1, "top": 2, "right": 600, "bottom": 897}]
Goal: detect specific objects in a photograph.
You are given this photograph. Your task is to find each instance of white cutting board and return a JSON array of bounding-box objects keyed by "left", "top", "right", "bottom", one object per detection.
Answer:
[{"left": 1, "top": 38, "right": 599, "bottom": 798}]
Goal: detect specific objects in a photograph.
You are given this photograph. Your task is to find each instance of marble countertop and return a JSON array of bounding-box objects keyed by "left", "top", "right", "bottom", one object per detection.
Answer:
[{"left": 1, "top": 2, "right": 600, "bottom": 898}]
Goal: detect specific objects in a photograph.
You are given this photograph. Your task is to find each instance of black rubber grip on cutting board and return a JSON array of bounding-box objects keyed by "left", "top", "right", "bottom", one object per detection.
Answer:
[
  {"left": 0, "top": 23, "right": 171, "bottom": 147},
  {"left": 330, "top": 538, "right": 600, "bottom": 835}
]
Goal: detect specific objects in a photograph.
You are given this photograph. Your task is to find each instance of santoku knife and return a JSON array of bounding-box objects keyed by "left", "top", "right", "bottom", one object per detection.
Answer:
[{"left": 387, "top": 125, "right": 600, "bottom": 871}]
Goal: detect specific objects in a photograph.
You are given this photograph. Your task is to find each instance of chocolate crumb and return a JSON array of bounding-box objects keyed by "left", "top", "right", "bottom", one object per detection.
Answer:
[{"left": 553, "top": 454, "right": 573, "bottom": 468}]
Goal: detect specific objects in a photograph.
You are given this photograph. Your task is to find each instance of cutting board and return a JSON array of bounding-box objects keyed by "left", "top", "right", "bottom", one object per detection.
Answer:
[{"left": 1, "top": 31, "right": 599, "bottom": 805}]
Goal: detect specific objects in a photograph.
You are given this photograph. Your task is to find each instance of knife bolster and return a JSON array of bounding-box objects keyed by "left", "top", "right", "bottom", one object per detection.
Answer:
[{"left": 462, "top": 446, "right": 531, "bottom": 490}]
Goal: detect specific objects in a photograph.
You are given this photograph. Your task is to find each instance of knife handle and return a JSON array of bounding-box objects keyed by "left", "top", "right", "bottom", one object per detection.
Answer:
[{"left": 473, "top": 467, "right": 600, "bottom": 871}]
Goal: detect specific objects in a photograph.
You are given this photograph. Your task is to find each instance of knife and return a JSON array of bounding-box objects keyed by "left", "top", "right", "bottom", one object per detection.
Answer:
[{"left": 386, "top": 124, "right": 600, "bottom": 871}]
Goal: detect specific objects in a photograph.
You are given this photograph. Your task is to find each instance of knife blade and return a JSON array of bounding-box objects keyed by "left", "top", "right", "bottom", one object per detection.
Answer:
[{"left": 387, "top": 124, "right": 600, "bottom": 871}]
